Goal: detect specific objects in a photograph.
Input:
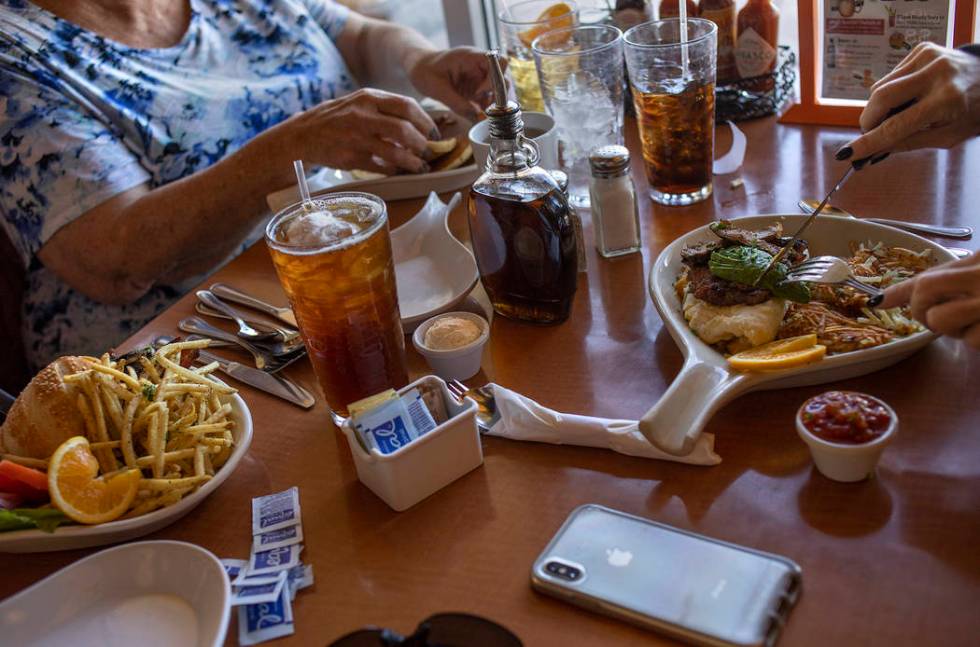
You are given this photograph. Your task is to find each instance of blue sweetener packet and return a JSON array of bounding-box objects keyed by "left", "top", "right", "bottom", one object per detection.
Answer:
[{"left": 353, "top": 388, "right": 436, "bottom": 455}]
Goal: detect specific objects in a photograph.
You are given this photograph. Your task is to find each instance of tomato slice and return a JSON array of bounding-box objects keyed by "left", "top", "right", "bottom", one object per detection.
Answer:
[
  {"left": 0, "top": 461, "right": 48, "bottom": 492},
  {"left": 0, "top": 461, "right": 50, "bottom": 504}
]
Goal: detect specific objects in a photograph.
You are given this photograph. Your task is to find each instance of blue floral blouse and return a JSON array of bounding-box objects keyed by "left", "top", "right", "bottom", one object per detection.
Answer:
[{"left": 0, "top": 0, "right": 356, "bottom": 370}]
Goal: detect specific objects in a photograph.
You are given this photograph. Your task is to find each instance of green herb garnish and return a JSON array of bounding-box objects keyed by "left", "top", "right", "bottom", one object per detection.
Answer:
[
  {"left": 709, "top": 246, "right": 811, "bottom": 303},
  {"left": 142, "top": 383, "right": 157, "bottom": 401}
]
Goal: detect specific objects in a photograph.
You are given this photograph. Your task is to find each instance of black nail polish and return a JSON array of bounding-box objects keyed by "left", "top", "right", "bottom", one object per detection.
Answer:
[
  {"left": 419, "top": 162, "right": 431, "bottom": 173},
  {"left": 835, "top": 146, "right": 853, "bottom": 161},
  {"left": 870, "top": 152, "right": 890, "bottom": 165},
  {"left": 852, "top": 157, "right": 870, "bottom": 171},
  {"left": 428, "top": 128, "right": 441, "bottom": 140}
]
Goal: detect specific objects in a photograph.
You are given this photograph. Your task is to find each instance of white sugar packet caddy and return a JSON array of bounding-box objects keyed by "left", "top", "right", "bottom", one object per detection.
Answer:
[{"left": 340, "top": 375, "right": 481, "bottom": 511}]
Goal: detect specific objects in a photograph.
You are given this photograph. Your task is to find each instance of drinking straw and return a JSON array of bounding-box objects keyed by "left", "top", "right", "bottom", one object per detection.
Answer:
[
  {"left": 678, "top": 1, "right": 690, "bottom": 77},
  {"left": 293, "top": 159, "right": 313, "bottom": 210}
]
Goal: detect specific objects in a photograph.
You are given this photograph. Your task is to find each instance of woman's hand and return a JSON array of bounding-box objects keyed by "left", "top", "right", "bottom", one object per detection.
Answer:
[
  {"left": 407, "top": 47, "right": 499, "bottom": 120},
  {"left": 289, "top": 88, "right": 438, "bottom": 175},
  {"left": 879, "top": 252, "right": 980, "bottom": 349},
  {"left": 839, "top": 43, "right": 980, "bottom": 161}
]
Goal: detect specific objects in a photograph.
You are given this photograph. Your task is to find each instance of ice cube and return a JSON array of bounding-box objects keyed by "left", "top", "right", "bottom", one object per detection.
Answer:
[{"left": 282, "top": 209, "right": 359, "bottom": 247}]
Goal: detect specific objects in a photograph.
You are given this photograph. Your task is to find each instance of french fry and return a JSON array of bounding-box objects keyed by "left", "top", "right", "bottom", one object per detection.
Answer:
[
  {"left": 148, "top": 414, "right": 162, "bottom": 479},
  {"left": 1, "top": 454, "right": 48, "bottom": 469},
  {"left": 89, "top": 362, "right": 142, "bottom": 392},
  {"left": 120, "top": 395, "right": 140, "bottom": 468},
  {"left": 194, "top": 445, "right": 206, "bottom": 477},
  {"left": 140, "top": 474, "right": 211, "bottom": 491},
  {"left": 139, "top": 355, "right": 162, "bottom": 384}
]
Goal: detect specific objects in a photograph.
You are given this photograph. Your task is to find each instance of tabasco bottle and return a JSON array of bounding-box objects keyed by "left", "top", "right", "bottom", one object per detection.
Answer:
[
  {"left": 699, "top": 0, "right": 737, "bottom": 83},
  {"left": 736, "top": 0, "right": 780, "bottom": 91},
  {"left": 659, "top": 0, "right": 698, "bottom": 18}
]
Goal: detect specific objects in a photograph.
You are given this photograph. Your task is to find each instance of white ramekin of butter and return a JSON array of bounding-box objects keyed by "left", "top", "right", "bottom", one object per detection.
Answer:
[{"left": 412, "top": 311, "right": 489, "bottom": 381}]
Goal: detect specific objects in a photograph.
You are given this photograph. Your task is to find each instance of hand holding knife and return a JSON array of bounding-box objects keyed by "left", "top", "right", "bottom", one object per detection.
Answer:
[{"left": 755, "top": 100, "right": 915, "bottom": 285}]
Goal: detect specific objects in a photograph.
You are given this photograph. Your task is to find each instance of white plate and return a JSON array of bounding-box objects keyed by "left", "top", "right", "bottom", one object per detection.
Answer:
[
  {"left": 0, "top": 392, "right": 253, "bottom": 553},
  {"left": 391, "top": 192, "right": 479, "bottom": 331},
  {"left": 266, "top": 164, "right": 481, "bottom": 212},
  {"left": 638, "top": 215, "right": 956, "bottom": 455},
  {"left": 0, "top": 540, "right": 229, "bottom": 647}
]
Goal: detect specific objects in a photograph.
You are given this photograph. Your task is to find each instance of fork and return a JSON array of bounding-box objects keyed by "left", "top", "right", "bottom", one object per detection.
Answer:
[
  {"left": 178, "top": 318, "right": 303, "bottom": 371},
  {"left": 197, "top": 290, "right": 280, "bottom": 342},
  {"left": 447, "top": 380, "right": 499, "bottom": 432},
  {"left": 784, "top": 255, "right": 884, "bottom": 307}
]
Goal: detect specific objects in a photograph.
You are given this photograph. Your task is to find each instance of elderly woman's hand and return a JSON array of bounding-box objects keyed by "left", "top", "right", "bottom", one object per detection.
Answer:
[
  {"left": 879, "top": 252, "right": 980, "bottom": 350},
  {"left": 407, "top": 47, "right": 500, "bottom": 120},
  {"left": 290, "top": 88, "right": 438, "bottom": 175},
  {"left": 839, "top": 43, "right": 980, "bottom": 162}
]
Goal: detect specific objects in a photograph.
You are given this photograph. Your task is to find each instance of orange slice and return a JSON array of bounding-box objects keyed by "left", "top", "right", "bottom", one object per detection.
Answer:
[
  {"left": 48, "top": 437, "right": 141, "bottom": 525},
  {"left": 727, "top": 335, "right": 826, "bottom": 372},
  {"left": 518, "top": 2, "right": 575, "bottom": 48}
]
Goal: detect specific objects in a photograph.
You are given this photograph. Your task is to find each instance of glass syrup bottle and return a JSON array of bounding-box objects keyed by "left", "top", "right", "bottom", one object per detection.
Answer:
[{"left": 467, "top": 52, "right": 578, "bottom": 325}]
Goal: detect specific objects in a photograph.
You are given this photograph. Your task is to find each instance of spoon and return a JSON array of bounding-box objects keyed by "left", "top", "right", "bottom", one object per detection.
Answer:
[
  {"left": 196, "top": 290, "right": 280, "bottom": 342},
  {"left": 178, "top": 317, "right": 303, "bottom": 371},
  {"left": 194, "top": 302, "right": 300, "bottom": 343},
  {"left": 798, "top": 199, "right": 973, "bottom": 239}
]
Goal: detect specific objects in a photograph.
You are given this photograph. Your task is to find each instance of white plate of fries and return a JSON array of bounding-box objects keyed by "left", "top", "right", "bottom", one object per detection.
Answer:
[{"left": 0, "top": 340, "right": 254, "bottom": 553}]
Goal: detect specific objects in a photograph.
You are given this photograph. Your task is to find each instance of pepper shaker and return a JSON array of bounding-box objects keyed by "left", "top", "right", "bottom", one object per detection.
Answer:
[{"left": 588, "top": 145, "right": 642, "bottom": 258}]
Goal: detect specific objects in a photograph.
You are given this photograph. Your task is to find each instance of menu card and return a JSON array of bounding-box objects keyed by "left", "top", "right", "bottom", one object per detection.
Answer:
[{"left": 821, "top": 0, "right": 952, "bottom": 101}]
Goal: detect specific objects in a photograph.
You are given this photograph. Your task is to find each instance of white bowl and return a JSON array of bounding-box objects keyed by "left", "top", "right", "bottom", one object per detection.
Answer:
[
  {"left": 639, "top": 214, "right": 956, "bottom": 456},
  {"left": 796, "top": 392, "right": 898, "bottom": 482},
  {"left": 0, "top": 540, "right": 230, "bottom": 647},
  {"left": 0, "top": 392, "right": 253, "bottom": 553},
  {"left": 390, "top": 193, "right": 480, "bottom": 331},
  {"left": 468, "top": 111, "right": 559, "bottom": 170},
  {"left": 412, "top": 311, "right": 490, "bottom": 381}
]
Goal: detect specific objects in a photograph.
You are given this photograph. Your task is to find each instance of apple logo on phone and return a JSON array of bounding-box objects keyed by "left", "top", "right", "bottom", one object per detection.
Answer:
[{"left": 605, "top": 547, "right": 633, "bottom": 567}]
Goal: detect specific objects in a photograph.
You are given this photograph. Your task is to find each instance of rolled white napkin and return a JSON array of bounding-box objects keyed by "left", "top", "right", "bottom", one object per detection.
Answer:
[{"left": 485, "top": 384, "right": 721, "bottom": 466}]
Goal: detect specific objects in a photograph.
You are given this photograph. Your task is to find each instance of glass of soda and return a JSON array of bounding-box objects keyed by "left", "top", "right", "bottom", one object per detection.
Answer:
[
  {"left": 623, "top": 18, "right": 717, "bottom": 206},
  {"left": 497, "top": 0, "right": 580, "bottom": 114},
  {"left": 265, "top": 192, "right": 408, "bottom": 425}
]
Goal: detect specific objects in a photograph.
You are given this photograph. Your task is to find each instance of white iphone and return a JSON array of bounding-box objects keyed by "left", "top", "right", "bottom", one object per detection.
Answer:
[{"left": 531, "top": 505, "right": 801, "bottom": 647}]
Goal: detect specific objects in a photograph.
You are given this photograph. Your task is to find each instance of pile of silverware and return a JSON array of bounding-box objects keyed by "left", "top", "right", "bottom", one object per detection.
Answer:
[{"left": 172, "top": 284, "right": 315, "bottom": 409}]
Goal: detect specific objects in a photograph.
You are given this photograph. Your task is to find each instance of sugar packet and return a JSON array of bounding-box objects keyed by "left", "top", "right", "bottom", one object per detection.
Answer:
[
  {"left": 353, "top": 388, "right": 436, "bottom": 455},
  {"left": 286, "top": 564, "right": 314, "bottom": 600},
  {"left": 221, "top": 558, "right": 247, "bottom": 581},
  {"left": 253, "top": 523, "right": 304, "bottom": 552},
  {"left": 231, "top": 570, "right": 287, "bottom": 607},
  {"left": 252, "top": 487, "right": 301, "bottom": 535},
  {"left": 248, "top": 543, "right": 303, "bottom": 577},
  {"left": 238, "top": 585, "right": 294, "bottom": 646}
]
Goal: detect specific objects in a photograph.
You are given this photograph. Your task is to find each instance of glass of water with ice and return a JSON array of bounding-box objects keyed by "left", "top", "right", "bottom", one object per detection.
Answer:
[{"left": 532, "top": 24, "right": 624, "bottom": 207}]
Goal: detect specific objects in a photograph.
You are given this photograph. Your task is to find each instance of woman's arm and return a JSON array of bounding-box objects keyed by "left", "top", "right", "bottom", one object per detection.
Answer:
[
  {"left": 335, "top": 12, "right": 495, "bottom": 120},
  {"left": 37, "top": 88, "right": 437, "bottom": 305}
]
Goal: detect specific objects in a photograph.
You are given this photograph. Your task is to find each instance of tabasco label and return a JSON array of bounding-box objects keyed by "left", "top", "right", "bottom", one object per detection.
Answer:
[
  {"left": 701, "top": 6, "right": 738, "bottom": 82},
  {"left": 736, "top": 27, "right": 777, "bottom": 78}
]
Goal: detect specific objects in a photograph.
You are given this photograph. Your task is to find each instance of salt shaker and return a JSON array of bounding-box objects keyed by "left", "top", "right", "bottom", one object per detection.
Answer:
[
  {"left": 550, "top": 170, "right": 587, "bottom": 273},
  {"left": 588, "top": 145, "right": 641, "bottom": 258}
]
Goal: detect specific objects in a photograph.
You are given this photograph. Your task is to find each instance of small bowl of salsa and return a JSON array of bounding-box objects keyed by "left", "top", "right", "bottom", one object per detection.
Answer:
[{"left": 796, "top": 391, "right": 898, "bottom": 482}]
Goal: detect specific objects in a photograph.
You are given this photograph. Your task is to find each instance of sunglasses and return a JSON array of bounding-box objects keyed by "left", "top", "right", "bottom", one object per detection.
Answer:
[{"left": 329, "top": 613, "right": 523, "bottom": 647}]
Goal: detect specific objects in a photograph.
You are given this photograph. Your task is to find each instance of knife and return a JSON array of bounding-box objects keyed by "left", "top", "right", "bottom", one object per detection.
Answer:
[
  {"left": 756, "top": 100, "right": 916, "bottom": 286},
  {"left": 198, "top": 349, "right": 315, "bottom": 409},
  {"left": 755, "top": 164, "right": 855, "bottom": 285},
  {"left": 210, "top": 283, "right": 298, "bottom": 328}
]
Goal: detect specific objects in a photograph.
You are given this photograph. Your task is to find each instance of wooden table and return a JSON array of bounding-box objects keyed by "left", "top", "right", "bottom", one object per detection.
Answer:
[{"left": 4, "top": 117, "right": 980, "bottom": 646}]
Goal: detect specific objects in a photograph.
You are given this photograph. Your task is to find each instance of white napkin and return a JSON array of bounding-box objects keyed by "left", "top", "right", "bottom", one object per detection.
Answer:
[
  {"left": 713, "top": 121, "right": 747, "bottom": 176},
  {"left": 485, "top": 384, "right": 721, "bottom": 466}
]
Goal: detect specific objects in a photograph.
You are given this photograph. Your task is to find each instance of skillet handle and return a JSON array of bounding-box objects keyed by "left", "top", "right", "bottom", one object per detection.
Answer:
[{"left": 638, "top": 359, "right": 750, "bottom": 456}]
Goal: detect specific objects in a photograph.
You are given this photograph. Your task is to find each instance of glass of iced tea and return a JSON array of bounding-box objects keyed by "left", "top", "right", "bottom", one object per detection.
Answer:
[
  {"left": 265, "top": 192, "right": 408, "bottom": 424},
  {"left": 623, "top": 18, "right": 717, "bottom": 206},
  {"left": 498, "top": 0, "right": 580, "bottom": 113}
]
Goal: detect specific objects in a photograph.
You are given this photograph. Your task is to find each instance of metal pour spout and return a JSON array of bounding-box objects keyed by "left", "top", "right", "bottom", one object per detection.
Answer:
[{"left": 483, "top": 50, "right": 522, "bottom": 139}]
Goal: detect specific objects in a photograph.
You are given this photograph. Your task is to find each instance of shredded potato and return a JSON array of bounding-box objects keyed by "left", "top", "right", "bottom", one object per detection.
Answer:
[{"left": 778, "top": 241, "right": 928, "bottom": 352}]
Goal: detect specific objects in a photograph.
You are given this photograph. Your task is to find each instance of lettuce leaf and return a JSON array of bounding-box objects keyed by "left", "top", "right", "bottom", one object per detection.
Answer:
[
  {"left": 0, "top": 508, "right": 71, "bottom": 533},
  {"left": 709, "top": 246, "right": 811, "bottom": 303}
]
